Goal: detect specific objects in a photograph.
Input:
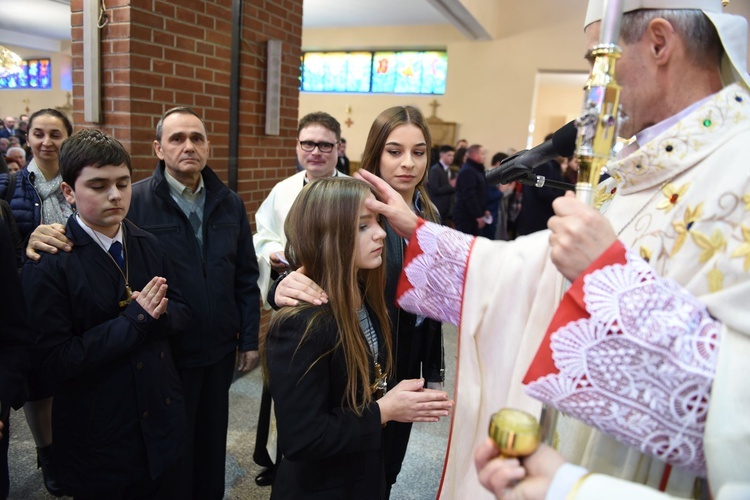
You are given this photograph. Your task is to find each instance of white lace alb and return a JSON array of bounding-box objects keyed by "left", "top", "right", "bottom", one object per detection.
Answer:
[{"left": 526, "top": 250, "right": 719, "bottom": 476}]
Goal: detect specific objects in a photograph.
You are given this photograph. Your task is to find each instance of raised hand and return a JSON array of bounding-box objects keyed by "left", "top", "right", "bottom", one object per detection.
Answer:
[{"left": 355, "top": 169, "right": 419, "bottom": 238}]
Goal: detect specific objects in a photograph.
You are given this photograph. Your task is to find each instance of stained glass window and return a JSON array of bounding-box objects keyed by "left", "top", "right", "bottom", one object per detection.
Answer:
[
  {"left": 0, "top": 58, "right": 52, "bottom": 90},
  {"left": 301, "top": 50, "right": 447, "bottom": 95}
]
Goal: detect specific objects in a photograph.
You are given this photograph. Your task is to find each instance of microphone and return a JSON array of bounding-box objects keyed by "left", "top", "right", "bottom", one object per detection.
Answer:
[{"left": 485, "top": 120, "right": 578, "bottom": 186}]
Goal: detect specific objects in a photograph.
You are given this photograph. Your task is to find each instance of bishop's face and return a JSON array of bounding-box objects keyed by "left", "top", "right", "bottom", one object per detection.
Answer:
[{"left": 584, "top": 21, "right": 661, "bottom": 139}]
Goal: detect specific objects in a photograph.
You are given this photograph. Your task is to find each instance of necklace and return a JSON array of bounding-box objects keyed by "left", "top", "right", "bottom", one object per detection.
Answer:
[
  {"left": 92, "top": 223, "right": 133, "bottom": 307},
  {"left": 357, "top": 306, "right": 387, "bottom": 398}
]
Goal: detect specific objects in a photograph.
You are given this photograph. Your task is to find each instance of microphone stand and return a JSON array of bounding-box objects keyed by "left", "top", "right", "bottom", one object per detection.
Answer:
[{"left": 510, "top": 167, "right": 575, "bottom": 192}]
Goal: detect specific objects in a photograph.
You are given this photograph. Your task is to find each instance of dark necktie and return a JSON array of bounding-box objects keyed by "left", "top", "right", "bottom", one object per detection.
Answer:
[{"left": 108, "top": 241, "right": 125, "bottom": 271}]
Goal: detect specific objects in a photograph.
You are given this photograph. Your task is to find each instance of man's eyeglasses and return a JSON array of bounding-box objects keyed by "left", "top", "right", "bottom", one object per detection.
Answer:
[{"left": 298, "top": 140, "right": 337, "bottom": 153}]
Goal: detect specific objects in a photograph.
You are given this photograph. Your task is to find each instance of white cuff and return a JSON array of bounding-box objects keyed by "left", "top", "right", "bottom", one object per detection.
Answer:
[{"left": 546, "top": 463, "right": 588, "bottom": 500}]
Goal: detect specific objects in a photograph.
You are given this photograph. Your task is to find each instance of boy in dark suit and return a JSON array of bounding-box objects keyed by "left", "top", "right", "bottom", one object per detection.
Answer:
[{"left": 22, "top": 129, "right": 189, "bottom": 499}]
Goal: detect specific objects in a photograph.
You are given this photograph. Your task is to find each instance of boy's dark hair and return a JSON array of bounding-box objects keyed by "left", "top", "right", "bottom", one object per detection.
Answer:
[
  {"left": 60, "top": 129, "right": 132, "bottom": 186},
  {"left": 439, "top": 145, "right": 455, "bottom": 154},
  {"left": 297, "top": 111, "right": 341, "bottom": 141}
]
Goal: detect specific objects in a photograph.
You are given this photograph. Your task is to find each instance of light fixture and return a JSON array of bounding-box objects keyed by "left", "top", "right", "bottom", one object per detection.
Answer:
[{"left": 0, "top": 45, "right": 23, "bottom": 79}]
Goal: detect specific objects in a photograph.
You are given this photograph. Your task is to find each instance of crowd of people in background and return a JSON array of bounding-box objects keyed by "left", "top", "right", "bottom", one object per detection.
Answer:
[
  {"left": 426, "top": 135, "right": 580, "bottom": 241},
  {"left": 0, "top": 115, "right": 32, "bottom": 175}
]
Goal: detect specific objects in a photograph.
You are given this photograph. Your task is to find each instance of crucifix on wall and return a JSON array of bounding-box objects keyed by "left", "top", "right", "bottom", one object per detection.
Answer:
[
  {"left": 425, "top": 99, "right": 457, "bottom": 147},
  {"left": 429, "top": 99, "right": 440, "bottom": 118}
]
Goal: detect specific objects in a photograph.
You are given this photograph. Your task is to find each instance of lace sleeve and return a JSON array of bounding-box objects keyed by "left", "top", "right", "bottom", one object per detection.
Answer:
[
  {"left": 525, "top": 244, "right": 719, "bottom": 477},
  {"left": 396, "top": 219, "right": 475, "bottom": 326}
]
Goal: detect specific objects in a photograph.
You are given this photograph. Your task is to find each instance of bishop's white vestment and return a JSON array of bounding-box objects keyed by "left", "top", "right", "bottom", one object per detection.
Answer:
[{"left": 396, "top": 84, "right": 750, "bottom": 499}]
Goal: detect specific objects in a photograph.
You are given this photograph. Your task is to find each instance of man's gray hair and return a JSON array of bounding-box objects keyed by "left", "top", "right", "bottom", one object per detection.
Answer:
[
  {"left": 155, "top": 107, "right": 206, "bottom": 142},
  {"left": 620, "top": 9, "right": 723, "bottom": 69}
]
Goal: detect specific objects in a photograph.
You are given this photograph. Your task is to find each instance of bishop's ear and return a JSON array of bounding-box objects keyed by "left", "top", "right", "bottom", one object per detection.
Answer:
[{"left": 646, "top": 18, "right": 676, "bottom": 64}]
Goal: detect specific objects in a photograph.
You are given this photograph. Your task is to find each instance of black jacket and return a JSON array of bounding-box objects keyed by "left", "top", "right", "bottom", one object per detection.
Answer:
[
  {"left": 127, "top": 162, "right": 260, "bottom": 368},
  {"left": 383, "top": 221, "right": 444, "bottom": 385},
  {"left": 514, "top": 159, "right": 564, "bottom": 236},
  {"left": 267, "top": 306, "right": 386, "bottom": 499},
  {"left": 451, "top": 158, "right": 488, "bottom": 235},
  {"left": 23, "top": 217, "right": 189, "bottom": 495},
  {"left": 0, "top": 218, "right": 30, "bottom": 412},
  {"left": 427, "top": 162, "right": 454, "bottom": 221}
]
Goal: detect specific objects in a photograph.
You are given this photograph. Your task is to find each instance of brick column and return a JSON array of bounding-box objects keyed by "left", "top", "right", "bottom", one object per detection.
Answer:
[{"left": 70, "top": 0, "right": 303, "bottom": 221}]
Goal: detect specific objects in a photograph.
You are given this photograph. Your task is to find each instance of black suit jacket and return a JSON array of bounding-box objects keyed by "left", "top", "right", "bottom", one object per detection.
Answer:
[
  {"left": 451, "top": 158, "right": 488, "bottom": 235},
  {"left": 22, "top": 217, "right": 190, "bottom": 495},
  {"left": 266, "top": 306, "right": 386, "bottom": 499},
  {"left": 427, "top": 162, "right": 454, "bottom": 221},
  {"left": 336, "top": 155, "right": 350, "bottom": 176},
  {"left": 514, "top": 159, "right": 564, "bottom": 236}
]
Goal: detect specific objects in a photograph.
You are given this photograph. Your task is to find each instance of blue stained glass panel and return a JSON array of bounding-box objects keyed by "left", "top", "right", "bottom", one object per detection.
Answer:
[
  {"left": 346, "top": 52, "right": 372, "bottom": 92},
  {"left": 421, "top": 51, "right": 448, "bottom": 94},
  {"left": 302, "top": 52, "right": 373, "bottom": 92},
  {"left": 0, "top": 58, "right": 52, "bottom": 90},
  {"left": 322, "top": 52, "right": 348, "bottom": 92},
  {"left": 371, "top": 52, "right": 396, "bottom": 93},
  {"left": 302, "top": 50, "right": 446, "bottom": 95}
]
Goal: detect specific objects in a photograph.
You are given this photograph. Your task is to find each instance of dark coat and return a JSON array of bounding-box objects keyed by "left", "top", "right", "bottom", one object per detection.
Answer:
[
  {"left": 0, "top": 218, "right": 31, "bottom": 411},
  {"left": 427, "top": 162, "right": 454, "bottom": 221},
  {"left": 0, "top": 217, "right": 31, "bottom": 500},
  {"left": 22, "top": 217, "right": 189, "bottom": 496},
  {"left": 127, "top": 162, "right": 261, "bottom": 368},
  {"left": 514, "top": 159, "right": 564, "bottom": 236},
  {"left": 0, "top": 167, "right": 42, "bottom": 242},
  {"left": 336, "top": 155, "right": 350, "bottom": 176},
  {"left": 383, "top": 221, "right": 444, "bottom": 385},
  {"left": 266, "top": 306, "right": 386, "bottom": 499},
  {"left": 0, "top": 200, "right": 22, "bottom": 266},
  {"left": 482, "top": 183, "right": 505, "bottom": 240},
  {"left": 381, "top": 199, "right": 444, "bottom": 485},
  {"left": 451, "top": 158, "right": 488, "bottom": 235}
]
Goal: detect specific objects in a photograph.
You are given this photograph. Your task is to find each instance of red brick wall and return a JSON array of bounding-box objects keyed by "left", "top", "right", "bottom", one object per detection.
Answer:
[
  {"left": 70, "top": 0, "right": 303, "bottom": 332},
  {"left": 70, "top": 0, "right": 302, "bottom": 226}
]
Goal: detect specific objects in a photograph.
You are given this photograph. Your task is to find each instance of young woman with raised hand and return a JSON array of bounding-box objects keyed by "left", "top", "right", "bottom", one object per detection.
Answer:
[{"left": 263, "top": 177, "right": 452, "bottom": 499}]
